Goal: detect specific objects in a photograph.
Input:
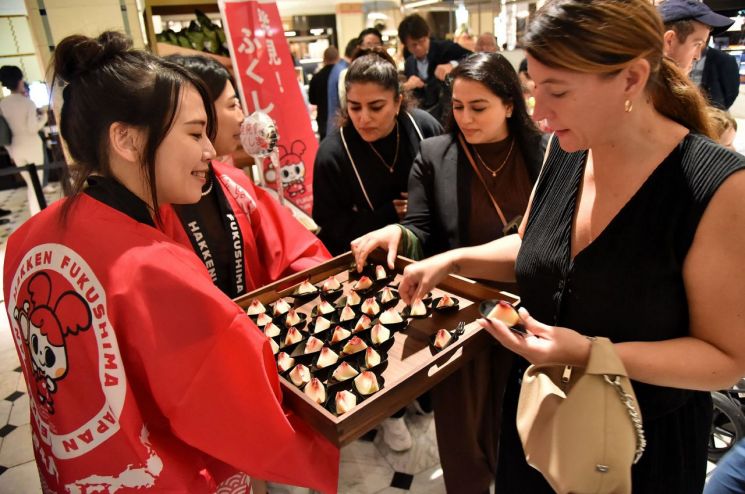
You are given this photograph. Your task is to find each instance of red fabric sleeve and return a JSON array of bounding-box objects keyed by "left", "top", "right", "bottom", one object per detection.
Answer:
[
  {"left": 250, "top": 183, "right": 332, "bottom": 280},
  {"left": 117, "top": 252, "right": 339, "bottom": 493}
]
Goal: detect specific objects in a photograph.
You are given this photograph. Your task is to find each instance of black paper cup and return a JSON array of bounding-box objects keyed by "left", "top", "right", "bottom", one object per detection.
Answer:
[{"left": 432, "top": 296, "right": 460, "bottom": 313}]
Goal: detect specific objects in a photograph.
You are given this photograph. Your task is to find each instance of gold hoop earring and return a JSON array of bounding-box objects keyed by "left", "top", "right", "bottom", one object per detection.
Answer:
[{"left": 624, "top": 100, "right": 633, "bottom": 113}]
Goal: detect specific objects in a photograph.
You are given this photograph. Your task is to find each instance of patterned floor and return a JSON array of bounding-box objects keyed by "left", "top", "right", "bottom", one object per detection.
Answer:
[{"left": 0, "top": 185, "right": 446, "bottom": 493}]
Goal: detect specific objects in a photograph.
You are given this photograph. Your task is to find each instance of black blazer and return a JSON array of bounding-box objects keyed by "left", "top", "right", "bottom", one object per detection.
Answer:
[
  {"left": 403, "top": 39, "right": 471, "bottom": 112},
  {"left": 312, "top": 109, "right": 443, "bottom": 255},
  {"left": 402, "top": 132, "right": 546, "bottom": 257},
  {"left": 308, "top": 63, "right": 335, "bottom": 139},
  {"left": 701, "top": 47, "right": 740, "bottom": 110}
]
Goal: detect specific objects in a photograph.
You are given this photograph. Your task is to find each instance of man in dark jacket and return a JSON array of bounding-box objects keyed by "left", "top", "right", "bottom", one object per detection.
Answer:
[
  {"left": 700, "top": 45, "right": 740, "bottom": 109},
  {"left": 399, "top": 14, "right": 471, "bottom": 120},
  {"left": 308, "top": 46, "right": 339, "bottom": 140}
]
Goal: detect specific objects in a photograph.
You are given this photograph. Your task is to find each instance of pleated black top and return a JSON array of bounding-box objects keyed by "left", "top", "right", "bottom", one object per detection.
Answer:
[{"left": 515, "top": 133, "right": 745, "bottom": 419}]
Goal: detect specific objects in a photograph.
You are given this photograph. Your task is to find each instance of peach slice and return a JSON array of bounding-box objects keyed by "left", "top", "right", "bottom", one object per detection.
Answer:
[
  {"left": 247, "top": 298, "right": 266, "bottom": 315},
  {"left": 335, "top": 390, "right": 357, "bottom": 414},
  {"left": 304, "top": 378, "right": 326, "bottom": 404},
  {"left": 379, "top": 308, "right": 403, "bottom": 324},
  {"left": 354, "top": 371, "right": 380, "bottom": 395},
  {"left": 433, "top": 329, "right": 452, "bottom": 349},
  {"left": 264, "top": 322, "right": 282, "bottom": 338},
  {"left": 289, "top": 364, "right": 310, "bottom": 387},
  {"left": 316, "top": 347, "right": 339, "bottom": 368},
  {"left": 331, "top": 326, "right": 351, "bottom": 344},
  {"left": 283, "top": 327, "right": 303, "bottom": 346},
  {"left": 331, "top": 361, "right": 359, "bottom": 381},
  {"left": 487, "top": 301, "right": 521, "bottom": 327},
  {"left": 322, "top": 275, "right": 341, "bottom": 292},
  {"left": 365, "top": 347, "right": 382, "bottom": 368},
  {"left": 370, "top": 324, "right": 391, "bottom": 345},
  {"left": 353, "top": 276, "right": 373, "bottom": 290},
  {"left": 273, "top": 298, "right": 292, "bottom": 316},
  {"left": 277, "top": 352, "right": 295, "bottom": 372},
  {"left": 304, "top": 336, "right": 324, "bottom": 354},
  {"left": 353, "top": 315, "right": 372, "bottom": 333},
  {"left": 342, "top": 336, "right": 368, "bottom": 355}
]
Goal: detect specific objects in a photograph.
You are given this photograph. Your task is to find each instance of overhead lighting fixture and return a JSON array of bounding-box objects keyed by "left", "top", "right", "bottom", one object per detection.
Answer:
[
  {"left": 284, "top": 30, "right": 297, "bottom": 37},
  {"left": 310, "top": 28, "right": 325, "bottom": 35},
  {"left": 367, "top": 12, "right": 388, "bottom": 20},
  {"left": 403, "top": 0, "right": 439, "bottom": 9}
]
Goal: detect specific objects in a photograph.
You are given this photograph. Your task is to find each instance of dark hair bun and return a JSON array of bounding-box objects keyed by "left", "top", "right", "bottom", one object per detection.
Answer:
[{"left": 54, "top": 31, "right": 133, "bottom": 83}]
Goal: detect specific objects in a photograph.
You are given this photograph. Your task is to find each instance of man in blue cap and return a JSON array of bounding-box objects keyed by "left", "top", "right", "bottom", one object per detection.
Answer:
[{"left": 658, "top": 0, "right": 735, "bottom": 74}]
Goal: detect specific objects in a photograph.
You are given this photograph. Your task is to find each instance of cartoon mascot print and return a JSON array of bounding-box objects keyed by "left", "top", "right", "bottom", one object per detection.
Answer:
[
  {"left": 265, "top": 140, "right": 307, "bottom": 198},
  {"left": 13, "top": 271, "right": 92, "bottom": 414}
]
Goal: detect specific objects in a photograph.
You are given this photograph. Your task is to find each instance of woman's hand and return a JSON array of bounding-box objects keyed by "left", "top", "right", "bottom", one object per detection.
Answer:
[
  {"left": 398, "top": 252, "right": 457, "bottom": 305},
  {"left": 350, "top": 225, "right": 403, "bottom": 272},
  {"left": 478, "top": 308, "right": 592, "bottom": 367}
]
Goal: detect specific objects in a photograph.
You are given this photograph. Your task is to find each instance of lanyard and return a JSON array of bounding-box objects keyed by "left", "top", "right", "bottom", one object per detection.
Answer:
[
  {"left": 340, "top": 111, "right": 425, "bottom": 211},
  {"left": 458, "top": 133, "right": 508, "bottom": 228},
  {"left": 178, "top": 170, "right": 247, "bottom": 298}
]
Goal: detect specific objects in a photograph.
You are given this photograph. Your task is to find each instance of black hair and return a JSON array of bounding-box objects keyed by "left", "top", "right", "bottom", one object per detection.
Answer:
[
  {"left": 446, "top": 52, "right": 541, "bottom": 165},
  {"left": 339, "top": 48, "right": 408, "bottom": 127},
  {"left": 0, "top": 65, "right": 23, "bottom": 91},
  {"left": 358, "top": 28, "right": 383, "bottom": 43},
  {"left": 398, "top": 14, "right": 430, "bottom": 44},
  {"left": 344, "top": 38, "right": 362, "bottom": 59},
  {"left": 163, "top": 54, "right": 236, "bottom": 103},
  {"left": 53, "top": 31, "right": 216, "bottom": 223}
]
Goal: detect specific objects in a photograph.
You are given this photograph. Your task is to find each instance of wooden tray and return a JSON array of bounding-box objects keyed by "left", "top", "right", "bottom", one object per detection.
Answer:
[{"left": 234, "top": 250, "right": 517, "bottom": 447}]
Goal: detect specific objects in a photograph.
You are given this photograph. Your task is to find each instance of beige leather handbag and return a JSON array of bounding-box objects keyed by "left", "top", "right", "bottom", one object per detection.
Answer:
[{"left": 516, "top": 337, "right": 646, "bottom": 494}]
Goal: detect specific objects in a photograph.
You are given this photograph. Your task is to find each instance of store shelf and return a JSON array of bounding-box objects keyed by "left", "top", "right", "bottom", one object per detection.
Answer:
[{"left": 143, "top": 0, "right": 220, "bottom": 55}]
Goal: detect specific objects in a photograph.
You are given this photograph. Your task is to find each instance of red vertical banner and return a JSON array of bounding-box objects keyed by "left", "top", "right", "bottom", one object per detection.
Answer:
[{"left": 220, "top": 0, "right": 316, "bottom": 214}]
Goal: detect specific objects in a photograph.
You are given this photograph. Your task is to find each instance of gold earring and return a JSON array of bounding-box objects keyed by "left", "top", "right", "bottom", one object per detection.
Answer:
[{"left": 624, "top": 100, "right": 633, "bottom": 113}]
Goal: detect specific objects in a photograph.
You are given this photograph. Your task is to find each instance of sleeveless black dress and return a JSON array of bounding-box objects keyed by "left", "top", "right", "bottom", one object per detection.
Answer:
[{"left": 496, "top": 133, "right": 745, "bottom": 493}]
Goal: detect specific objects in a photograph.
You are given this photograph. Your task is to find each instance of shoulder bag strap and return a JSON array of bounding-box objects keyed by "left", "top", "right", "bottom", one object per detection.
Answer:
[
  {"left": 404, "top": 111, "right": 424, "bottom": 141},
  {"left": 340, "top": 127, "right": 375, "bottom": 211}
]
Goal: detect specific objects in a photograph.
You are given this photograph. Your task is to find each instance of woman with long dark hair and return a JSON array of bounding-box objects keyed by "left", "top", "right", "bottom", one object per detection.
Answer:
[{"left": 351, "top": 52, "right": 544, "bottom": 492}]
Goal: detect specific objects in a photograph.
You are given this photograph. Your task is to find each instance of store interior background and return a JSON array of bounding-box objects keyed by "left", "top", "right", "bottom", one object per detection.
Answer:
[{"left": 0, "top": 0, "right": 744, "bottom": 492}]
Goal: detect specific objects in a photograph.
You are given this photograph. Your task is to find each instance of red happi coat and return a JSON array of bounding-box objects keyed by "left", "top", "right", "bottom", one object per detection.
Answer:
[
  {"left": 159, "top": 160, "right": 330, "bottom": 294},
  {"left": 3, "top": 194, "right": 339, "bottom": 493}
]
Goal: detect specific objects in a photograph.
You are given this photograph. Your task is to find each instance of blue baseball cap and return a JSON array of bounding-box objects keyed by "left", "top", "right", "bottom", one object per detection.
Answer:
[{"left": 658, "top": 0, "right": 734, "bottom": 35}]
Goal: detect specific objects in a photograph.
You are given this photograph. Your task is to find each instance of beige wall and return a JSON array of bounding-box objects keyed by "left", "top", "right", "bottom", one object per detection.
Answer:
[
  {"left": 335, "top": 1, "right": 365, "bottom": 54},
  {"left": 25, "top": 0, "right": 144, "bottom": 73}
]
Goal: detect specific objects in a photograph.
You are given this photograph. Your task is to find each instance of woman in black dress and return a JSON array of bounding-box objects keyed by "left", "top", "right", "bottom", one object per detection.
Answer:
[
  {"left": 396, "top": 0, "right": 745, "bottom": 492},
  {"left": 312, "top": 48, "right": 442, "bottom": 256}
]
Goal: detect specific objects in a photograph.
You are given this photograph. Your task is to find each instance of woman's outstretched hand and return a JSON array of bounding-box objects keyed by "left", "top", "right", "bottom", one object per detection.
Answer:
[
  {"left": 479, "top": 307, "right": 592, "bottom": 367},
  {"left": 398, "top": 252, "right": 456, "bottom": 305},
  {"left": 350, "top": 224, "right": 403, "bottom": 272}
]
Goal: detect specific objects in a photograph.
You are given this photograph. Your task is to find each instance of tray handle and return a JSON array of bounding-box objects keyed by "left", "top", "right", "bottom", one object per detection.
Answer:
[{"left": 426, "top": 347, "right": 464, "bottom": 377}]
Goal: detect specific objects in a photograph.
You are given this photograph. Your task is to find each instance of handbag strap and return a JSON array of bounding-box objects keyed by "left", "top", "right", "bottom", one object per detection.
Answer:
[
  {"left": 457, "top": 133, "right": 508, "bottom": 227},
  {"left": 603, "top": 374, "right": 647, "bottom": 463},
  {"left": 590, "top": 337, "right": 647, "bottom": 464}
]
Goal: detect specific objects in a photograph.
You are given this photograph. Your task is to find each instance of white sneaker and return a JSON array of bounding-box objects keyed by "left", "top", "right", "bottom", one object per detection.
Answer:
[
  {"left": 380, "top": 416, "right": 413, "bottom": 452},
  {"left": 43, "top": 184, "right": 58, "bottom": 194}
]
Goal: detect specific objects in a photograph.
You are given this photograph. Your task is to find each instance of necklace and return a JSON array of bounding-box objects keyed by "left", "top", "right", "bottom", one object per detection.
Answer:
[
  {"left": 201, "top": 173, "right": 214, "bottom": 197},
  {"left": 472, "top": 137, "right": 515, "bottom": 177},
  {"left": 367, "top": 121, "right": 399, "bottom": 173}
]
